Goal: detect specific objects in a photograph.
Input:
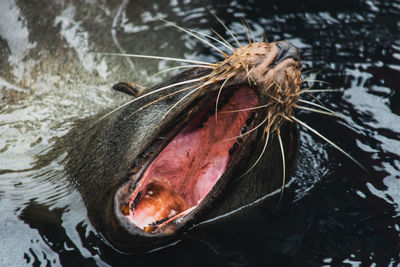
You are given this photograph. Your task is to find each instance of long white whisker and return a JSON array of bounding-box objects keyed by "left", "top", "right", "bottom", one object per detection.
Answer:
[
  {"left": 291, "top": 116, "right": 367, "bottom": 171},
  {"left": 210, "top": 12, "right": 242, "bottom": 48},
  {"left": 161, "top": 19, "right": 228, "bottom": 57},
  {"left": 301, "top": 69, "right": 320, "bottom": 75},
  {"left": 304, "top": 92, "right": 329, "bottom": 109},
  {"left": 241, "top": 17, "right": 256, "bottom": 43},
  {"left": 150, "top": 64, "right": 214, "bottom": 78},
  {"left": 224, "top": 114, "right": 269, "bottom": 142},
  {"left": 302, "top": 70, "right": 323, "bottom": 81},
  {"left": 161, "top": 84, "right": 205, "bottom": 121},
  {"left": 299, "top": 89, "right": 342, "bottom": 94},
  {"left": 298, "top": 99, "right": 342, "bottom": 117},
  {"left": 221, "top": 103, "right": 272, "bottom": 113},
  {"left": 211, "top": 29, "right": 235, "bottom": 50},
  {"left": 278, "top": 133, "right": 286, "bottom": 202},
  {"left": 238, "top": 132, "right": 269, "bottom": 179},
  {"left": 100, "top": 52, "right": 216, "bottom": 66},
  {"left": 215, "top": 77, "right": 230, "bottom": 124},
  {"left": 295, "top": 105, "right": 342, "bottom": 118},
  {"left": 240, "top": 18, "right": 252, "bottom": 44},
  {"left": 302, "top": 79, "right": 331, "bottom": 85},
  {"left": 297, "top": 84, "right": 313, "bottom": 94},
  {"left": 125, "top": 84, "right": 197, "bottom": 120},
  {"left": 188, "top": 29, "right": 234, "bottom": 52},
  {"left": 98, "top": 77, "right": 205, "bottom": 121}
]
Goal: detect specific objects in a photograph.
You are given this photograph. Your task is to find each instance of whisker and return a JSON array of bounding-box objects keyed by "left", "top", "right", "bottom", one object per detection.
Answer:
[
  {"left": 240, "top": 18, "right": 252, "bottom": 44},
  {"left": 298, "top": 99, "right": 342, "bottom": 118},
  {"left": 215, "top": 77, "right": 230, "bottom": 124},
  {"left": 295, "top": 105, "right": 342, "bottom": 118},
  {"left": 210, "top": 11, "right": 242, "bottom": 48},
  {"left": 220, "top": 82, "right": 275, "bottom": 115},
  {"left": 301, "top": 69, "right": 320, "bottom": 75},
  {"left": 277, "top": 133, "right": 286, "bottom": 202},
  {"left": 304, "top": 92, "right": 329, "bottom": 109},
  {"left": 265, "top": 92, "right": 283, "bottom": 104},
  {"left": 241, "top": 63, "right": 257, "bottom": 86},
  {"left": 161, "top": 19, "right": 228, "bottom": 57},
  {"left": 150, "top": 64, "right": 214, "bottom": 78},
  {"left": 189, "top": 29, "right": 234, "bottom": 52},
  {"left": 302, "top": 70, "right": 323, "bottom": 79},
  {"left": 242, "top": 63, "right": 250, "bottom": 80},
  {"left": 282, "top": 114, "right": 293, "bottom": 122},
  {"left": 223, "top": 114, "right": 269, "bottom": 142},
  {"left": 299, "top": 83, "right": 313, "bottom": 92},
  {"left": 238, "top": 132, "right": 270, "bottom": 179},
  {"left": 162, "top": 84, "right": 206, "bottom": 121},
  {"left": 302, "top": 79, "right": 331, "bottom": 85},
  {"left": 260, "top": 33, "right": 265, "bottom": 42},
  {"left": 299, "top": 89, "right": 342, "bottom": 94},
  {"left": 245, "top": 65, "right": 256, "bottom": 85},
  {"left": 99, "top": 52, "right": 216, "bottom": 66},
  {"left": 291, "top": 116, "right": 367, "bottom": 171},
  {"left": 221, "top": 103, "right": 272, "bottom": 113},
  {"left": 241, "top": 18, "right": 256, "bottom": 43},
  {"left": 125, "top": 84, "right": 198, "bottom": 120},
  {"left": 211, "top": 29, "right": 235, "bottom": 50},
  {"left": 98, "top": 77, "right": 205, "bottom": 121}
]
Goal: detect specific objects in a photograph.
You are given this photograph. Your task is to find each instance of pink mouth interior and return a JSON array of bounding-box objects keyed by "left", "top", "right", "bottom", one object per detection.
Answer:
[{"left": 128, "top": 87, "right": 259, "bottom": 230}]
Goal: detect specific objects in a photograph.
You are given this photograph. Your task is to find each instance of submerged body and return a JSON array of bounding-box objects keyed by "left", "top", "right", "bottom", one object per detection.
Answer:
[{"left": 65, "top": 40, "right": 301, "bottom": 252}]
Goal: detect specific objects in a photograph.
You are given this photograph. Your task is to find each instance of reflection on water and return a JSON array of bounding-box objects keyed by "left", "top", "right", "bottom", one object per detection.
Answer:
[{"left": 0, "top": 0, "right": 399, "bottom": 265}]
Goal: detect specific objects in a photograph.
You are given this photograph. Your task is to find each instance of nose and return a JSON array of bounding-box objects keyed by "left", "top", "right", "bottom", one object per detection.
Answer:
[{"left": 272, "top": 41, "right": 300, "bottom": 66}]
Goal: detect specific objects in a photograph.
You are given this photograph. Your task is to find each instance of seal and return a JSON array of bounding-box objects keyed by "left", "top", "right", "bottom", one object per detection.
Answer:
[{"left": 65, "top": 37, "right": 302, "bottom": 253}]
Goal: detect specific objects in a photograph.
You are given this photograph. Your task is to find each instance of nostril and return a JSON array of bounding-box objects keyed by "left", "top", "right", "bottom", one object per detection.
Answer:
[{"left": 271, "top": 41, "right": 300, "bottom": 67}]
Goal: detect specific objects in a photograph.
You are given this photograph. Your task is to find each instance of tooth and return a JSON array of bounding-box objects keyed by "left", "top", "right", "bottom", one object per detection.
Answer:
[
  {"left": 246, "top": 117, "right": 252, "bottom": 126},
  {"left": 131, "top": 191, "right": 142, "bottom": 210},
  {"left": 233, "top": 142, "right": 238, "bottom": 151},
  {"left": 246, "top": 113, "right": 255, "bottom": 125}
]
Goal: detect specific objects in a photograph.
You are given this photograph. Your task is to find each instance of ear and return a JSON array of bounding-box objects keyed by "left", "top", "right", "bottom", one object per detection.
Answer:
[{"left": 112, "top": 82, "right": 148, "bottom": 97}]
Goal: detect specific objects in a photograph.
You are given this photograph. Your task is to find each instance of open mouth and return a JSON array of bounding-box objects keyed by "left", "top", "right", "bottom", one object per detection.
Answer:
[{"left": 123, "top": 86, "right": 260, "bottom": 232}]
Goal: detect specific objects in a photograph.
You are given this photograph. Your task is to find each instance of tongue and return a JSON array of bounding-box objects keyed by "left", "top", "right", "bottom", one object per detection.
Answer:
[
  {"left": 130, "top": 178, "right": 190, "bottom": 228},
  {"left": 130, "top": 87, "right": 259, "bottom": 228}
]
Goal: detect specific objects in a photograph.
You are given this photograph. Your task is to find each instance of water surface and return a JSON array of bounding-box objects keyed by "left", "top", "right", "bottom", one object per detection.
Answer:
[{"left": 0, "top": 0, "right": 399, "bottom": 266}]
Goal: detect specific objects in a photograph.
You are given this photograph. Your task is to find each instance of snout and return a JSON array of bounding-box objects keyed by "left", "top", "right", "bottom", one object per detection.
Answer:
[{"left": 272, "top": 41, "right": 300, "bottom": 66}]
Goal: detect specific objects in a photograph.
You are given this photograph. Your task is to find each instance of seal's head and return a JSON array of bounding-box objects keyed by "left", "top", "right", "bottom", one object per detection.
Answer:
[
  {"left": 208, "top": 40, "right": 301, "bottom": 133},
  {"left": 111, "top": 40, "right": 301, "bottom": 249}
]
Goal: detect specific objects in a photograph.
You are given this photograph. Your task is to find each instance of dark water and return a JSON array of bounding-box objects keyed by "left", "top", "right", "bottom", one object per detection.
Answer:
[{"left": 0, "top": 0, "right": 399, "bottom": 266}]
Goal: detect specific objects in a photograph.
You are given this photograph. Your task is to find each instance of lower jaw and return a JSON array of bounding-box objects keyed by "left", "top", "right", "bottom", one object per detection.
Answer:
[{"left": 124, "top": 86, "right": 260, "bottom": 232}]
